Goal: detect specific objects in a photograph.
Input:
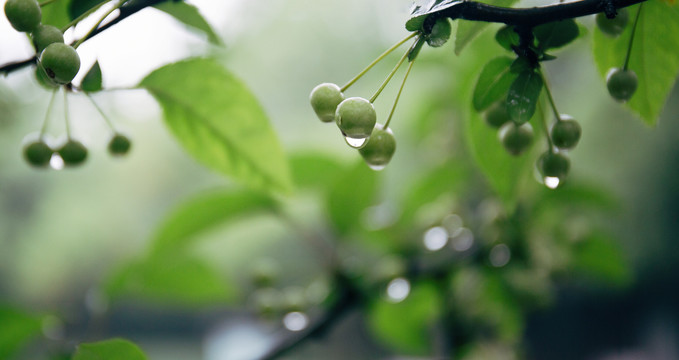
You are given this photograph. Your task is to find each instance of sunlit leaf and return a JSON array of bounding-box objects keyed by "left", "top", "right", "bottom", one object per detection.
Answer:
[
  {"left": 534, "top": 19, "right": 579, "bottom": 50},
  {"left": 73, "top": 339, "right": 147, "bottom": 360},
  {"left": 0, "top": 306, "right": 44, "bottom": 359},
  {"left": 455, "top": 0, "right": 519, "bottom": 55},
  {"left": 473, "top": 56, "right": 517, "bottom": 111},
  {"left": 41, "top": 0, "right": 71, "bottom": 29},
  {"left": 153, "top": 1, "right": 222, "bottom": 45},
  {"left": 593, "top": 2, "right": 679, "bottom": 125},
  {"left": 139, "top": 58, "right": 293, "bottom": 193},
  {"left": 80, "top": 61, "right": 102, "bottom": 92},
  {"left": 506, "top": 70, "right": 543, "bottom": 124},
  {"left": 367, "top": 282, "right": 441, "bottom": 354},
  {"left": 326, "top": 161, "right": 378, "bottom": 235},
  {"left": 68, "top": 0, "right": 107, "bottom": 21},
  {"left": 150, "top": 190, "right": 276, "bottom": 256}
]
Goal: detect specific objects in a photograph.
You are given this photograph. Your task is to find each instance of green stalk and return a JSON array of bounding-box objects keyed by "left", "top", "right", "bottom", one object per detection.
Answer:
[
  {"left": 86, "top": 93, "right": 116, "bottom": 132},
  {"left": 74, "top": 1, "right": 126, "bottom": 49},
  {"left": 623, "top": 3, "right": 643, "bottom": 71},
  {"left": 61, "top": 0, "right": 112, "bottom": 33},
  {"left": 39, "top": 89, "right": 59, "bottom": 138},
  {"left": 369, "top": 45, "right": 411, "bottom": 104},
  {"left": 384, "top": 59, "right": 416, "bottom": 129},
  {"left": 63, "top": 89, "right": 71, "bottom": 139},
  {"left": 539, "top": 69, "right": 561, "bottom": 121}
]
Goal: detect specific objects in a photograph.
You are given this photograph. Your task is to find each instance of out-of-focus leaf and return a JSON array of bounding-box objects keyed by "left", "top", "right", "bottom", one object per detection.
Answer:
[
  {"left": 572, "top": 233, "right": 632, "bottom": 286},
  {"left": 506, "top": 70, "right": 543, "bottom": 124},
  {"left": 153, "top": 1, "right": 222, "bottom": 45},
  {"left": 80, "top": 61, "right": 102, "bottom": 92},
  {"left": 367, "top": 282, "right": 441, "bottom": 354},
  {"left": 41, "top": 0, "right": 71, "bottom": 29},
  {"left": 534, "top": 19, "right": 579, "bottom": 50},
  {"left": 0, "top": 306, "right": 44, "bottom": 359},
  {"left": 105, "top": 255, "right": 235, "bottom": 306},
  {"left": 68, "top": 0, "right": 107, "bottom": 21},
  {"left": 150, "top": 190, "right": 276, "bottom": 256},
  {"left": 289, "top": 152, "right": 347, "bottom": 190},
  {"left": 593, "top": 2, "right": 679, "bottom": 125},
  {"left": 73, "top": 339, "right": 147, "bottom": 360},
  {"left": 455, "top": 0, "right": 519, "bottom": 54},
  {"left": 533, "top": 182, "right": 620, "bottom": 213},
  {"left": 495, "top": 25, "right": 518, "bottom": 51},
  {"left": 473, "top": 56, "right": 517, "bottom": 111},
  {"left": 326, "top": 161, "right": 378, "bottom": 235},
  {"left": 139, "top": 58, "right": 293, "bottom": 193}
]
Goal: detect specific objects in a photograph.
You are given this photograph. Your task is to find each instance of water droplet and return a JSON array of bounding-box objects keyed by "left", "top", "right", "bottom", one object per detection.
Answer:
[
  {"left": 489, "top": 244, "right": 511, "bottom": 267},
  {"left": 367, "top": 163, "right": 386, "bottom": 171},
  {"left": 386, "top": 277, "right": 410, "bottom": 303},
  {"left": 544, "top": 176, "right": 560, "bottom": 189},
  {"left": 344, "top": 135, "right": 368, "bottom": 149},
  {"left": 50, "top": 154, "right": 64, "bottom": 170},
  {"left": 283, "top": 311, "right": 309, "bottom": 332},
  {"left": 423, "top": 226, "right": 448, "bottom": 251}
]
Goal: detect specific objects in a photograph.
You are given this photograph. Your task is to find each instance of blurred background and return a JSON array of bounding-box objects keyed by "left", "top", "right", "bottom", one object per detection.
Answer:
[{"left": 0, "top": 0, "right": 678, "bottom": 359}]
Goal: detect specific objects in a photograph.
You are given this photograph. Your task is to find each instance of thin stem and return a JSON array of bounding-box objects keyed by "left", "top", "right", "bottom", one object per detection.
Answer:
[
  {"left": 60, "top": 0, "right": 112, "bottom": 33},
  {"left": 369, "top": 45, "right": 411, "bottom": 104},
  {"left": 39, "top": 89, "right": 59, "bottom": 138},
  {"left": 539, "top": 69, "right": 561, "bottom": 121},
  {"left": 340, "top": 32, "right": 417, "bottom": 93},
  {"left": 73, "top": 1, "right": 125, "bottom": 49},
  {"left": 86, "top": 93, "right": 116, "bottom": 132},
  {"left": 384, "top": 59, "right": 416, "bottom": 129},
  {"left": 537, "top": 101, "right": 554, "bottom": 151},
  {"left": 63, "top": 89, "right": 71, "bottom": 139},
  {"left": 623, "top": 3, "right": 643, "bottom": 71}
]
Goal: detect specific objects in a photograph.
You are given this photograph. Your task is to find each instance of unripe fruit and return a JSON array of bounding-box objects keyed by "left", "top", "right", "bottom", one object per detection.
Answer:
[
  {"left": 40, "top": 43, "right": 81, "bottom": 85},
  {"left": 35, "top": 65, "right": 59, "bottom": 89},
  {"left": 484, "top": 101, "right": 510, "bottom": 128},
  {"left": 108, "top": 134, "right": 131, "bottom": 156},
  {"left": 499, "top": 122, "right": 534, "bottom": 156},
  {"left": 606, "top": 68, "right": 638, "bottom": 102},
  {"left": 550, "top": 115, "right": 581, "bottom": 149},
  {"left": 310, "top": 83, "right": 344, "bottom": 123},
  {"left": 358, "top": 124, "right": 396, "bottom": 170},
  {"left": 32, "top": 24, "right": 64, "bottom": 53},
  {"left": 595, "top": 8, "right": 629, "bottom": 37},
  {"left": 57, "top": 140, "right": 88, "bottom": 166},
  {"left": 23, "top": 140, "right": 53, "bottom": 167},
  {"left": 335, "top": 97, "right": 376, "bottom": 140},
  {"left": 538, "top": 151, "right": 570, "bottom": 178},
  {"left": 4, "top": 0, "right": 41, "bottom": 33}
]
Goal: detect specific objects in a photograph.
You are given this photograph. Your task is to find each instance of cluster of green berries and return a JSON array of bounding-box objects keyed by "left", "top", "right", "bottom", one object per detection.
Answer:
[
  {"left": 596, "top": 8, "right": 639, "bottom": 102},
  {"left": 5, "top": 0, "right": 81, "bottom": 86},
  {"left": 23, "top": 133, "right": 132, "bottom": 168}
]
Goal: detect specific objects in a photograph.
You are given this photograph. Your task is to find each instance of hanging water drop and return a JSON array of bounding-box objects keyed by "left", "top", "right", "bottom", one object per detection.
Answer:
[
  {"left": 50, "top": 154, "right": 64, "bottom": 170},
  {"left": 544, "top": 176, "right": 560, "bottom": 189},
  {"left": 367, "top": 163, "right": 387, "bottom": 171},
  {"left": 344, "top": 135, "right": 368, "bottom": 149}
]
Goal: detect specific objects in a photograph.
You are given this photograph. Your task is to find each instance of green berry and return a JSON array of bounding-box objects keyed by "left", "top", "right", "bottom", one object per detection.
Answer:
[
  {"left": 596, "top": 8, "right": 629, "bottom": 37},
  {"left": 335, "top": 97, "right": 376, "bottom": 141},
  {"left": 538, "top": 151, "right": 570, "bottom": 178},
  {"left": 32, "top": 24, "right": 64, "bottom": 53},
  {"left": 35, "top": 65, "right": 59, "bottom": 89},
  {"left": 23, "top": 140, "right": 53, "bottom": 167},
  {"left": 39, "top": 43, "right": 81, "bottom": 85},
  {"left": 4, "top": 0, "right": 41, "bottom": 33},
  {"left": 426, "top": 18, "right": 451, "bottom": 47},
  {"left": 606, "top": 68, "right": 638, "bottom": 102},
  {"left": 310, "top": 83, "right": 344, "bottom": 123},
  {"left": 358, "top": 124, "right": 396, "bottom": 170},
  {"left": 550, "top": 115, "right": 581, "bottom": 149},
  {"left": 57, "top": 140, "right": 88, "bottom": 166},
  {"left": 108, "top": 134, "right": 131, "bottom": 156},
  {"left": 499, "top": 122, "right": 534, "bottom": 156},
  {"left": 484, "top": 101, "right": 510, "bottom": 128}
]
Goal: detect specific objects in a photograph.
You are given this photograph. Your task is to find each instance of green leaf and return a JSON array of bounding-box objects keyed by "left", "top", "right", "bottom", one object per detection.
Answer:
[
  {"left": 41, "top": 0, "right": 71, "bottom": 29},
  {"left": 290, "top": 152, "right": 347, "bottom": 190},
  {"left": 149, "top": 190, "right": 276, "bottom": 256},
  {"left": 0, "top": 306, "right": 44, "bottom": 359},
  {"left": 593, "top": 2, "right": 679, "bottom": 125},
  {"left": 534, "top": 19, "right": 579, "bottom": 50},
  {"left": 425, "top": 18, "right": 452, "bottom": 47},
  {"left": 473, "top": 56, "right": 517, "bottom": 111},
  {"left": 506, "top": 70, "right": 543, "bottom": 124},
  {"left": 68, "top": 0, "right": 107, "bottom": 21},
  {"left": 367, "top": 282, "right": 441, "bottom": 354},
  {"left": 325, "top": 161, "right": 378, "bottom": 235},
  {"left": 405, "top": 0, "right": 450, "bottom": 31},
  {"left": 80, "top": 61, "right": 102, "bottom": 92},
  {"left": 153, "top": 2, "right": 222, "bottom": 45},
  {"left": 572, "top": 233, "right": 632, "bottom": 287},
  {"left": 495, "top": 25, "right": 519, "bottom": 51},
  {"left": 454, "top": 0, "right": 519, "bottom": 55},
  {"left": 139, "top": 58, "right": 292, "bottom": 193},
  {"left": 73, "top": 339, "right": 147, "bottom": 360},
  {"left": 105, "top": 255, "right": 235, "bottom": 306}
]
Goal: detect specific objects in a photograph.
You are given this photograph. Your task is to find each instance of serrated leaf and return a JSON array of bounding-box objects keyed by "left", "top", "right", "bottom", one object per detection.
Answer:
[
  {"left": 534, "top": 19, "right": 579, "bottom": 50},
  {"left": 495, "top": 25, "right": 519, "bottom": 52},
  {"left": 455, "top": 0, "right": 519, "bottom": 55},
  {"left": 41, "top": 0, "right": 72, "bottom": 29},
  {"left": 105, "top": 255, "right": 235, "bottom": 306},
  {"left": 593, "top": 2, "right": 679, "bottom": 125},
  {"left": 0, "top": 306, "right": 44, "bottom": 359},
  {"left": 80, "top": 61, "right": 102, "bottom": 92},
  {"left": 68, "top": 0, "right": 107, "bottom": 21},
  {"left": 73, "top": 339, "right": 147, "bottom": 360},
  {"left": 473, "top": 56, "right": 517, "bottom": 111},
  {"left": 153, "top": 1, "right": 222, "bottom": 45},
  {"left": 506, "top": 70, "right": 543, "bottom": 124},
  {"left": 150, "top": 190, "right": 276, "bottom": 256},
  {"left": 139, "top": 58, "right": 292, "bottom": 193},
  {"left": 367, "top": 282, "right": 441, "bottom": 355},
  {"left": 326, "top": 161, "right": 378, "bottom": 235}
]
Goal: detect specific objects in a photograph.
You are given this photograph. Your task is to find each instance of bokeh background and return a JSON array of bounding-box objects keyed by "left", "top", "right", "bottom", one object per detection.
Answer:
[{"left": 0, "top": 0, "right": 678, "bottom": 359}]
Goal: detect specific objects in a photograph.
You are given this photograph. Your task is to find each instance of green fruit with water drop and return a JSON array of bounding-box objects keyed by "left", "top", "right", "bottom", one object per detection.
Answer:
[
  {"left": 606, "top": 68, "right": 637, "bottom": 102},
  {"left": 538, "top": 151, "right": 570, "bottom": 178},
  {"left": 58, "top": 139, "right": 88, "bottom": 166},
  {"left": 499, "top": 122, "right": 534, "bottom": 156},
  {"left": 23, "top": 140, "right": 53, "bottom": 167},
  {"left": 550, "top": 115, "right": 581, "bottom": 149},
  {"left": 359, "top": 124, "right": 396, "bottom": 170},
  {"left": 335, "top": 97, "right": 376, "bottom": 139},
  {"left": 4, "top": 0, "right": 41, "bottom": 33},
  {"left": 310, "top": 83, "right": 344, "bottom": 123},
  {"left": 39, "top": 43, "right": 81, "bottom": 85}
]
